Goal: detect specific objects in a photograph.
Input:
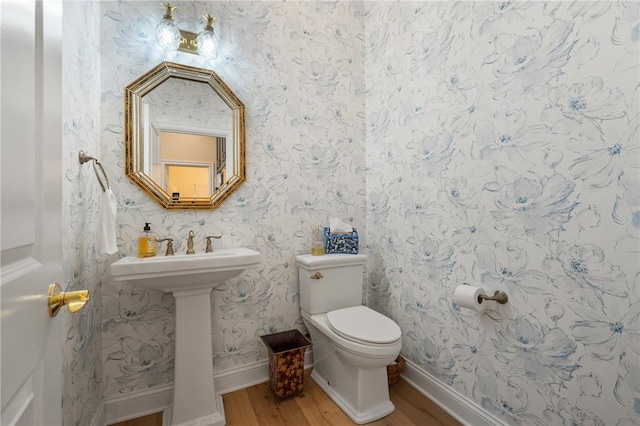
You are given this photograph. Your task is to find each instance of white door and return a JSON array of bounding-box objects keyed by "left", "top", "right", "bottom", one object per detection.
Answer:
[{"left": 1, "top": 0, "right": 64, "bottom": 425}]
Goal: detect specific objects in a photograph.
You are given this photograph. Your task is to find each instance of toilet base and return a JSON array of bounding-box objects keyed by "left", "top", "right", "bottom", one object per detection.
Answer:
[
  {"left": 310, "top": 368, "right": 395, "bottom": 424},
  {"left": 304, "top": 313, "right": 397, "bottom": 424}
]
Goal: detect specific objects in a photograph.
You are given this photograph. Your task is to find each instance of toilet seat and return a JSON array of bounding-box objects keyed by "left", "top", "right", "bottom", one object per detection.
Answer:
[{"left": 327, "top": 306, "right": 401, "bottom": 345}]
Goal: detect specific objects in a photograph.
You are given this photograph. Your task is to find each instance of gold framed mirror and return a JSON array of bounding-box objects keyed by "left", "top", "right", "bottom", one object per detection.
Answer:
[{"left": 125, "top": 62, "right": 245, "bottom": 209}]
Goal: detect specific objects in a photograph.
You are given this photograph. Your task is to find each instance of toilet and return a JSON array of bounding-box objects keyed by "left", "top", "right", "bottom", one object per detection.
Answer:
[{"left": 297, "top": 254, "right": 402, "bottom": 424}]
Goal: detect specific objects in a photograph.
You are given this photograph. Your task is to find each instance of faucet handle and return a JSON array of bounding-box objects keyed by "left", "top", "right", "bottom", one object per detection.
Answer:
[
  {"left": 157, "top": 238, "right": 174, "bottom": 256},
  {"left": 205, "top": 235, "right": 222, "bottom": 253}
]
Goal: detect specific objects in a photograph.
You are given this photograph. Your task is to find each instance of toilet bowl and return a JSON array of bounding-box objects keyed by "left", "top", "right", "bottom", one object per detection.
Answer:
[{"left": 297, "top": 254, "right": 402, "bottom": 424}]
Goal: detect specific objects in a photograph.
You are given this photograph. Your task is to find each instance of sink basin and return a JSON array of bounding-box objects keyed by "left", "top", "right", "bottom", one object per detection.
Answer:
[
  {"left": 109, "top": 247, "right": 261, "bottom": 426},
  {"left": 110, "top": 248, "right": 261, "bottom": 292}
]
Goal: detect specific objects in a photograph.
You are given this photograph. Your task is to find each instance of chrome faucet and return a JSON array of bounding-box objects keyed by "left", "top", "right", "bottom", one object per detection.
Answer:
[
  {"left": 205, "top": 235, "right": 222, "bottom": 252},
  {"left": 186, "top": 231, "right": 195, "bottom": 254}
]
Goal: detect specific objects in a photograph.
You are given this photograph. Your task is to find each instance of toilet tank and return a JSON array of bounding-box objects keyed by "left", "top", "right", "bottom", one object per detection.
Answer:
[{"left": 297, "top": 254, "right": 367, "bottom": 315}]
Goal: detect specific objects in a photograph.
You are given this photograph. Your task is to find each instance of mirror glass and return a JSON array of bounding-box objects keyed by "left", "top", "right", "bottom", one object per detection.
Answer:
[{"left": 125, "top": 62, "right": 245, "bottom": 209}]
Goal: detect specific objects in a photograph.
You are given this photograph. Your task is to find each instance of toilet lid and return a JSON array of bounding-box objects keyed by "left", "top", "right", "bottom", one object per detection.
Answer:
[{"left": 326, "top": 306, "right": 401, "bottom": 345}]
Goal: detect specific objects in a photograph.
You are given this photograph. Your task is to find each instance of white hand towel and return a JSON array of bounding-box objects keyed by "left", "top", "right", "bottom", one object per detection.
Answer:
[
  {"left": 98, "top": 188, "right": 118, "bottom": 255},
  {"left": 329, "top": 218, "right": 353, "bottom": 234}
]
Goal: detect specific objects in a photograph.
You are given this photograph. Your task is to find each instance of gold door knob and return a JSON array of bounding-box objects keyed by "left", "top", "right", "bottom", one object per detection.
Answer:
[
  {"left": 310, "top": 272, "right": 323, "bottom": 280},
  {"left": 48, "top": 283, "right": 90, "bottom": 317}
]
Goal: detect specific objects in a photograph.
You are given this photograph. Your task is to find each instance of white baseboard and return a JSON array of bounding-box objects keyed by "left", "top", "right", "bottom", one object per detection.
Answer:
[
  {"left": 104, "top": 349, "right": 313, "bottom": 424},
  {"left": 400, "top": 359, "right": 505, "bottom": 426},
  {"left": 104, "top": 384, "right": 173, "bottom": 425},
  {"left": 90, "top": 398, "right": 106, "bottom": 426},
  {"left": 102, "top": 351, "right": 502, "bottom": 426},
  {"left": 214, "top": 359, "right": 270, "bottom": 395}
]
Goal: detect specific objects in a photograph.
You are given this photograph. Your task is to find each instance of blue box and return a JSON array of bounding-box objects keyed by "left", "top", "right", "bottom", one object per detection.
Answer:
[{"left": 323, "top": 227, "right": 359, "bottom": 254}]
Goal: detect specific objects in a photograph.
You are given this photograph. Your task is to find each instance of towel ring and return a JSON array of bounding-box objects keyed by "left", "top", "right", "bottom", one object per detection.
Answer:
[{"left": 79, "top": 150, "right": 110, "bottom": 192}]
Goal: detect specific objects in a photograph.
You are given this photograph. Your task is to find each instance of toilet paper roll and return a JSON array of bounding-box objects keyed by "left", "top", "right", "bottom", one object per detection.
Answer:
[{"left": 454, "top": 285, "right": 486, "bottom": 312}]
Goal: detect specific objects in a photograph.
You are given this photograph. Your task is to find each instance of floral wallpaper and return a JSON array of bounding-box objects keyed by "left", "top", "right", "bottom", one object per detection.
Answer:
[
  {"left": 364, "top": 2, "right": 639, "bottom": 426},
  {"left": 94, "top": 1, "right": 639, "bottom": 425},
  {"left": 99, "top": 0, "right": 366, "bottom": 397},
  {"left": 61, "top": 1, "right": 105, "bottom": 425}
]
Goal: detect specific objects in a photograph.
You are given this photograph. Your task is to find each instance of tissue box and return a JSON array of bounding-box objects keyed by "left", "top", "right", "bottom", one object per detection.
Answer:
[{"left": 323, "top": 227, "right": 359, "bottom": 254}]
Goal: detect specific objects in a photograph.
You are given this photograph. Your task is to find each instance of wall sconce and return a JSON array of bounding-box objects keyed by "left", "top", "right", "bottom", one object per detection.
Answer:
[{"left": 155, "top": 2, "right": 219, "bottom": 59}]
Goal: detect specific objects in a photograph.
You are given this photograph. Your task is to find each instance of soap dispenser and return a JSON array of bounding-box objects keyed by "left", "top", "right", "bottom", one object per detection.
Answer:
[{"left": 138, "top": 222, "right": 157, "bottom": 258}]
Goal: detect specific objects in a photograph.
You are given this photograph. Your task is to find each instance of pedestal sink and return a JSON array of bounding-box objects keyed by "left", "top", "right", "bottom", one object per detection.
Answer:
[{"left": 110, "top": 248, "right": 261, "bottom": 426}]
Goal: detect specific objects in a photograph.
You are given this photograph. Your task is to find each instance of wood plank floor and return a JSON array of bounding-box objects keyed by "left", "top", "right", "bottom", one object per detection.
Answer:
[
  {"left": 111, "top": 371, "right": 461, "bottom": 426},
  {"left": 110, "top": 411, "right": 162, "bottom": 426},
  {"left": 223, "top": 371, "right": 461, "bottom": 426}
]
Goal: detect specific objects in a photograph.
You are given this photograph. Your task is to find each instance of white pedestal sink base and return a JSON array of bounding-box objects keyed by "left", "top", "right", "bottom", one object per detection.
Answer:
[
  {"left": 109, "top": 248, "right": 262, "bottom": 426},
  {"left": 172, "top": 288, "right": 225, "bottom": 426},
  {"left": 170, "top": 395, "right": 225, "bottom": 426}
]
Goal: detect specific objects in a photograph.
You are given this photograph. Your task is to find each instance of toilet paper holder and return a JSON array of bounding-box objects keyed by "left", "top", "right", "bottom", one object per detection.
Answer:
[
  {"left": 462, "top": 283, "right": 509, "bottom": 304},
  {"left": 479, "top": 290, "right": 508, "bottom": 304}
]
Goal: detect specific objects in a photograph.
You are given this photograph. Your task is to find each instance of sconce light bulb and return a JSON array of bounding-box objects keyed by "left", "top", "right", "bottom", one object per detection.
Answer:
[
  {"left": 197, "top": 16, "right": 218, "bottom": 60},
  {"left": 156, "top": 3, "right": 180, "bottom": 51},
  {"left": 156, "top": 18, "right": 181, "bottom": 51}
]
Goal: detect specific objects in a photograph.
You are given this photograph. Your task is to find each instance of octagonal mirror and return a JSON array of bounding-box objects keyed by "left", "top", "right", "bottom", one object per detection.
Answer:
[{"left": 125, "top": 62, "right": 245, "bottom": 209}]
